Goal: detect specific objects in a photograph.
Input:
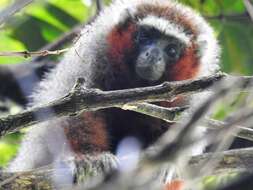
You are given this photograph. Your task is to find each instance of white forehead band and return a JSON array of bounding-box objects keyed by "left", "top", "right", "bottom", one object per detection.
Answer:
[{"left": 138, "top": 15, "right": 191, "bottom": 45}]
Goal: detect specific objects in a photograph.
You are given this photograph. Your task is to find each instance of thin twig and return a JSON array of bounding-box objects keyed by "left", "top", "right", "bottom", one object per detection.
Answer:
[
  {"left": 30, "top": 8, "right": 97, "bottom": 62},
  {"left": 0, "top": 49, "right": 69, "bottom": 58},
  {"left": 31, "top": 24, "right": 86, "bottom": 62}
]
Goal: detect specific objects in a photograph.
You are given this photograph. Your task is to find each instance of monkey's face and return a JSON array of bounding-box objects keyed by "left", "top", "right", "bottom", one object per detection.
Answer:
[
  {"left": 134, "top": 26, "right": 185, "bottom": 81},
  {"left": 106, "top": 6, "right": 208, "bottom": 89}
]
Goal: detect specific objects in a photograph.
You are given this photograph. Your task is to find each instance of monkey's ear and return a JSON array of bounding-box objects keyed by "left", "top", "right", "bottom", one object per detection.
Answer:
[{"left": 117, "top": 8, "right": 137, "bottom": 30}]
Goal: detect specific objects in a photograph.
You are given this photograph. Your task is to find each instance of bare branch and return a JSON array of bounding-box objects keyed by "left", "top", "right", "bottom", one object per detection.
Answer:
[
  {"left": 30, "top": 7, "right": 98, "bottom": 63},
  {"left": 0, "top": 73, "right": 225, "bottom": 137},
  {"left": 0, "top": 168, "right": 53, "bottom": 189},
  {"left": 0, "top": 153, "right": 117, "bottom": 190},
  {"left": 140, "top": 79, "right": 253, "bottom": 179},
  {"left": 144, "top": 78, "right": 232, "bottom": 165},
  {"left": 95, "top": 0, "right": 104, "bottom": 13},
  {"left": 121, "top": 103, "right": 187, "bottom": 122},
  {"left": 123, "top": 103, "right": 253, "bottom": 142},
  {"left": 1, "top": 147, "right": 253, "bottom": 189},
  {"left": 206, "top": 119, "right": 253, "bottom": 142},
  {"left": 2, "top": 73, "right": 253, "bottom": 138},
  {"left": 244, "top": 0, "right": 253, "bottom": 22},
  {"left": 31, "top": 23, "right": 85, "bottom": 62},
  {"left": 0, "top": 49, "right": 69, "bottom": 58},
  {"left": 0, "top": 0, "right": 34, "bottom": 26},
  {"left": 189, "top": 147, "right": 253, "bottom": 174}
]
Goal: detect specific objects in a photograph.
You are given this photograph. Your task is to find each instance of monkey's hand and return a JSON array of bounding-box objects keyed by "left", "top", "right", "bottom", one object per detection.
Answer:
[{"left": 73, "top": 152, "right": 118, "bottom": 184}]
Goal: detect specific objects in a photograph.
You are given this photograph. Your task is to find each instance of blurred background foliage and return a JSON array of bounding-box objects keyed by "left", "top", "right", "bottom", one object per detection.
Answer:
[{"left": 0, "top": 1, "right": 252, "bottom": 187}]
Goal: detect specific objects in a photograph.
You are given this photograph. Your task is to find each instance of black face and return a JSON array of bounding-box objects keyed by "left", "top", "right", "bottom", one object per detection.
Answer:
[{"left": 134, "top": 25, "right": 185, "bottom": 81}]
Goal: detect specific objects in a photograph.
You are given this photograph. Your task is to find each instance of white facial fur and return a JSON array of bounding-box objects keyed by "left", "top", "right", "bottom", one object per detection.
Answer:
[{"left": 138, "top": 15, "right": 191, "bottom": 45}]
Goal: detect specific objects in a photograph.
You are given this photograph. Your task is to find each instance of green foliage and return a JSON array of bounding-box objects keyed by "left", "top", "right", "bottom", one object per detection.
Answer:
[
  {"left": 179, "top": 0, "right": 253, "bottom": 75},
  {"left": 0, "top": 32, "right": 27, "bottom": 64},
  {"left": 201, "top": 173, "right": 239, "bottom": 190},
  {"left": 0, "top": 133, "right": 22, "bottom": 167}
]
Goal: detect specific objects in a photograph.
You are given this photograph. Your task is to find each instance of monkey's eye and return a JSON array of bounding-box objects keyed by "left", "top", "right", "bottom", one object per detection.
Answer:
[
  {"left": 165, "top": 44, "right": 180, "bottom": 61},
  {"left": 137, "top": 30, "right": 153, "bottom": 45}
]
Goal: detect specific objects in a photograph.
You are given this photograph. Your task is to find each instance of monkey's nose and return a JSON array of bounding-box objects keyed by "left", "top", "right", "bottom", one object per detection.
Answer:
[
  {"left": 144, "top": 47, "right": 161, "bottom": 65},
  {"left": 136, "top": 46, "right": 166, "bottom": 81}
]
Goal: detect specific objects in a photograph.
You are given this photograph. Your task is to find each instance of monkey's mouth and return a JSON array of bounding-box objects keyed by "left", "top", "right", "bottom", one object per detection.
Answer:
[
  {"left": 135, "top": 56, "right": 166, "bottom": 81},
  {"left": 135, "top": 64, "right": 162, "bottom": 81}
]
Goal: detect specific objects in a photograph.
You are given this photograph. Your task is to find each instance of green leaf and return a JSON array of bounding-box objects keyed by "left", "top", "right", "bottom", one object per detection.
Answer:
[
  {"left": 48, "top": 0, "right": 91, "bottom": 22},
  {"left": 0, "top": 142, "right": 18, "bottom": 166},
  {"left": 10, "top": 16, "right": 63, "bottom": 50},
  {"left": 0, "top": 133, "right": 22, "bottom": 167},
  {"left": 0, "top": 32, "right": 27, "bottom": 64},
  {"left": 217, "top": 20, "right": 253, "bottom": 75},
  {"left": 25, "top": 3, "right": 69, "bottom": 31}
]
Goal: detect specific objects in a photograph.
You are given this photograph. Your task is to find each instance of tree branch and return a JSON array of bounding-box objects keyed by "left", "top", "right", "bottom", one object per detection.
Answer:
[
  {"left": 190, "top": 147, "right": 253, "bottom": 174},
  {"left": 121, "top": 103, "right": 187, "bottom": 122},
  {"left": 0, "top": 73, "right": 225, "bottom": 137},
  {"left": 1, "top": 147, "right": 252, "bottom": 189},
  {"left": 123, "top": 102, "right": 253, "bottom": 142},
  {"left": 95, "top": 0, "right": 103, "bottom": 13},
  {"left": 31, "top": 23, "right": 85, "bottom": 63},
  {"left": 244, "top": 0, "right": 253, "bottom": 22},
  {"left": 0, "top": 0, "right": 34, "bottom": 26},
  {"left": 206, "top": 119, "right": 253, "bottom": 142},
  {"left": 2, "top": 73, "right": 253, "bottom": 138}
]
